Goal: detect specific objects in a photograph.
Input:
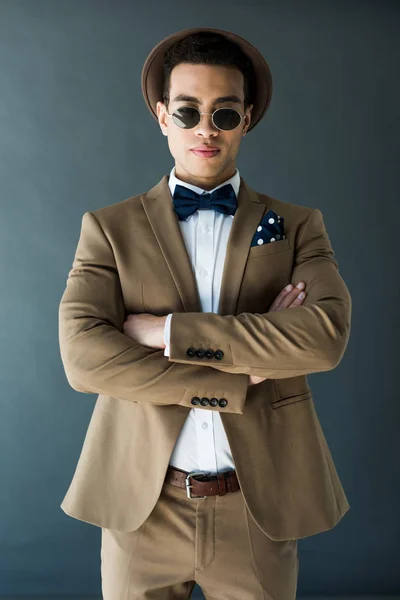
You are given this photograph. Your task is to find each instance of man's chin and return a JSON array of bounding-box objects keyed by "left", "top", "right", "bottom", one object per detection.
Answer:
[
  {"left": 187, "top": 156, "right": 223, "bottom": 172},
  {"left": 176, "top": 158, "right": 225, "bottom": 180}
]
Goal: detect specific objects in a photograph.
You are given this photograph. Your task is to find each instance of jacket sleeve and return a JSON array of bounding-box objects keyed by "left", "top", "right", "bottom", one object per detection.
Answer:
[
  {"left": 167, "top": 208, "right": 352, "bottom": 379},
  {"left": 58, "top": 211, "right": 249, "bottom": 414}
]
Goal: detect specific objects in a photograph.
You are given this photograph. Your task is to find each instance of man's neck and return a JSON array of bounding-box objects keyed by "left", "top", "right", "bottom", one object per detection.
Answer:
[{"left": 174, "top": 166, "right": 237, "bottom": 191}]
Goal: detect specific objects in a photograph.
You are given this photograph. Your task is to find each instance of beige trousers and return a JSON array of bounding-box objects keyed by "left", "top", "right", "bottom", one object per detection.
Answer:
[{"left": 101, "top": 478, "right": 299, "bottom": 599}]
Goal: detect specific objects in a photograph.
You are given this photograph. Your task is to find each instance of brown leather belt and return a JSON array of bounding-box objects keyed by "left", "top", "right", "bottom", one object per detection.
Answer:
[{"left": 165, "top": 465, "right": 240, "bottom": 499}]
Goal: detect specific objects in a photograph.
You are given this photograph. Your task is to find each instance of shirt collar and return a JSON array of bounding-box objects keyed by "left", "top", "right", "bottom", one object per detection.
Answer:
[{"left": 168, "top": 165, "right": 241, "bottom": 201}]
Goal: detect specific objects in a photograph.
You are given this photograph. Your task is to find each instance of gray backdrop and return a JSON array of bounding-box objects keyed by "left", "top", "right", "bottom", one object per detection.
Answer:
[{"left": 0, "top": 0, "right": 398, "bottom": 597}]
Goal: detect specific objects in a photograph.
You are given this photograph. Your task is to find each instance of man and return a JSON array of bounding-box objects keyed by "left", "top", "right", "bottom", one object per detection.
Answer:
[{"left": 58, "top": 28, "right": 352, "bottom": 599}]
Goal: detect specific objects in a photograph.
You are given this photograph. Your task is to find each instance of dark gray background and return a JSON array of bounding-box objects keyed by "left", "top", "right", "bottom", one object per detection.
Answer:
[{"left": 0, "top": 0, "right": 398, "bottom": 597}]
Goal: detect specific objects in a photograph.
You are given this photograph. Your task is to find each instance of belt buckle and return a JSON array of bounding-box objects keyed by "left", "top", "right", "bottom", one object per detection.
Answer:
[{"left": 185, "top": 471, "right": 210, "bottom": 500}]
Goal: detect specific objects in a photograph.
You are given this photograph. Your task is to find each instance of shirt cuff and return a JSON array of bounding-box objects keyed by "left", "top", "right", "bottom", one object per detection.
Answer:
[{"left": 163, "top": 313, "right": 173, "bottom": 357}]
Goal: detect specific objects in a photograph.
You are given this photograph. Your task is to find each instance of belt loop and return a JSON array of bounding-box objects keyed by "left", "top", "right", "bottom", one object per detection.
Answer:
[{"left": 217, "top": 472, "right": 227, "bottom": 496}]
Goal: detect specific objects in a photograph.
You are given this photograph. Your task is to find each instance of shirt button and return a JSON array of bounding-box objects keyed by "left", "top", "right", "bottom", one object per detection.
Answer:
[{"left": 202, "top": 422, "right": 208, "bottom": 429}]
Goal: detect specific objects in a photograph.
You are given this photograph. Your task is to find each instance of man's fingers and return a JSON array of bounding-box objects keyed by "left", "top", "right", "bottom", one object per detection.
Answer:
[
  {"left": 268, "top": 284, "right": 295, "bottom": 311},
  {"left": 269, "top": 283, "right": 306, "bottom": 312},
  {"left": 288, "top": 290, "right": 307, "bottom": 308}
]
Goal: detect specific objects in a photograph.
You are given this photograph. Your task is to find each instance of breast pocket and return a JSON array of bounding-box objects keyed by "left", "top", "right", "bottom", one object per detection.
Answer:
[{"left": 248, "top": 237, "right": 290, "bottom": 258}]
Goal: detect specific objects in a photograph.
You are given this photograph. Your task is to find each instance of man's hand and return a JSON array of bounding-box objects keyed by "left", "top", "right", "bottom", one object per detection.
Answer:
[
  {"left": 248, "top": 281, "right": 307, "bottom": 386},
  {"left": 122, "top": 313, "right": 167, "bottom": 350}
]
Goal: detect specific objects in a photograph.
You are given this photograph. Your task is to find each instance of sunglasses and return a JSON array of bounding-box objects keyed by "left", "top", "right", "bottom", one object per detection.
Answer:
[{"left": 166, "top": 106, "right": 245, "bottom": 131}]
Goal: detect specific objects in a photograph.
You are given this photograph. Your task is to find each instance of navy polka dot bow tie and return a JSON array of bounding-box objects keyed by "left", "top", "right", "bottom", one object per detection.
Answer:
[{"left": 172, "top": 183, "right": 238, "bottom": 221}]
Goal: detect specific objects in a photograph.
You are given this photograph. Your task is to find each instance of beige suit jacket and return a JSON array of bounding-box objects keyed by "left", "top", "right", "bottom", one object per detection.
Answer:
[{"left": 58, "top": 174, "right": 352, "bottom": 541}]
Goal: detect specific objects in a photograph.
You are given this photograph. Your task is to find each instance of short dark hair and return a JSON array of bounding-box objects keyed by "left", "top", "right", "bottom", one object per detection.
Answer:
[{"left": 162, "top": 32, "right": 256, "bottom": 111}]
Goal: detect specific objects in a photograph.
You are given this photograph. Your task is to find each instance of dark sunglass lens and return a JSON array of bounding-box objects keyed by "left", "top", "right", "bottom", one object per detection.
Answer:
[
  {"left": 213, "top": 108, "right": 241, "bottom": 130},
  {"left": 172, "top": 107, "right": 200, "bottom": 129}
]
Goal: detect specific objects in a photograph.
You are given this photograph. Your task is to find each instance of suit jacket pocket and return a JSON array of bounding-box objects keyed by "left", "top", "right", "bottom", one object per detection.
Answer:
[
  {"left": 271, "top": 375, "right": 312, "bottom": 408},
  {"left": 248, "top": 237, "right": 290, "bottom": 258},
  {"left": 271, "top": 390, "right": 312, "bottom": 409}
]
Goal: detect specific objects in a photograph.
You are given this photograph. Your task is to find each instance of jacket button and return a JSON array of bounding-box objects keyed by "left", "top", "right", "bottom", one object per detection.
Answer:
[
  {"left": 186, "top": 347, "right": 196, "bottom": 357},
  {"left": 209, "top": 397, "right": 218, "bottom": 407},
  {"left": 200, "top": 397, "right": 209, "bottom": 406},
  {"left": 214, "top": 349, "right": 224, "bottom": 360},
  {"left": 191, "top": 397, "right": 200, "bottom": 405},
  {"left": 205, "top": 349, "right": 214, "bottom": 359},
  {"left": 218, "top": 398, "right": 227, "bottom": 407},
  {"left": 196, "top": 348, "right": 205, "bottom": 358}
]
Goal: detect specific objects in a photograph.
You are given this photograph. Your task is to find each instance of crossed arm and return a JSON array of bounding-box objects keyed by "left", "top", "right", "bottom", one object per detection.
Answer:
[
  {"left": 58, "top": 208, "right": 351, "bottom": 414},
  {"left": 122, "top": 282, "right": 309, "bottom": 386}
]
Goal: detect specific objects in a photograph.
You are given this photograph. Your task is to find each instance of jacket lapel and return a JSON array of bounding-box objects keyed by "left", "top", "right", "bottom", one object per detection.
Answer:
[{"left": 141, "top": 174, "right": 267, "bottom": 316}]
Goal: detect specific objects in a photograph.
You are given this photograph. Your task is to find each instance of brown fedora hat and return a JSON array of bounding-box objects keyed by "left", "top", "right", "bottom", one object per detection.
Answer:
[{"left": 141, "top": 27, "right": 273, "bottom": 133}]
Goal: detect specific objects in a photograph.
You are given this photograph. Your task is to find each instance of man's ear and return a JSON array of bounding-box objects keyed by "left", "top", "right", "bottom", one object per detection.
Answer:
[
  {"left": 157, "top": 101, "right": 168, "bottom": 136},
  {"left": 243, "top": 103, "right": 254, "bottom": 136}
]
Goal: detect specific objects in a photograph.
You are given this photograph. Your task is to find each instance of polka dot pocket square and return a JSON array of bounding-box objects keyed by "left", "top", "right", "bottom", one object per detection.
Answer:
[{"left": 250, "top": 210, "right": 286, "bottom": 248}]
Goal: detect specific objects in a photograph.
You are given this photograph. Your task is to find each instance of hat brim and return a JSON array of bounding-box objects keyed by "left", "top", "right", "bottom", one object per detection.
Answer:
[{"left": 141, "top": 27, "right": 273, "bottom": 133}]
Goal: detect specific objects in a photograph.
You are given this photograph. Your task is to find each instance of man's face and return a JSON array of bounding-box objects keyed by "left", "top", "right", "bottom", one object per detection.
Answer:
[{"left": 157, "top": 63, "right": 253, "bottom": 190}]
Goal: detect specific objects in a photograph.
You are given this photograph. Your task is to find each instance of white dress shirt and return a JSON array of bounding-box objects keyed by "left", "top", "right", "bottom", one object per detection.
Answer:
[{"left": 163, "top": 165, "right": 241, "bottom": 475}]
